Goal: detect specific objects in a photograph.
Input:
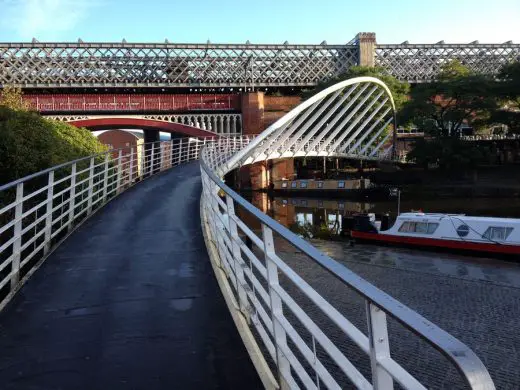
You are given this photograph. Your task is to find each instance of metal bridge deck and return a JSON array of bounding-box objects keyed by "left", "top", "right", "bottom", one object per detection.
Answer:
[{"left": 0, "top": 163, "right": 261, "bottom": 390}]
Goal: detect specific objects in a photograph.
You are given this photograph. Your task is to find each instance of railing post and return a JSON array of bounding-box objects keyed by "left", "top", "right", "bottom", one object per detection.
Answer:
[
  {"left": 129, "top": 147, "right": 135, "bottom": 184},
  {"left": 262, "top": 224, "right": 292, "bottom": 390},
  {"left": 68, "top": 163, "right": 76, "bottom": 232},
  {"left": 140, "top": 143, "right": 146, "bottom": 178},
  {"left": 44, "top": 170, "right": 54, "bottom": 254},
  {"left": 160, "top": 142, "right": 166, "bottom": 170},
  {"left": 102, "top": 153, "right": 109, "bottom": 202},
  {"left": 187, "top": 139, "right": 191, "bottom": 162},
  {"left": 225, "top": 195, "right": 250, "bottom": 318},
  {"left": 366, "top": 301, "right": 394, "bottom": 390},
  {"left": 10, "top": 182, "right": 24, "bottom": 289},
  {"left": 116, "top": 149, "right": 123, "bottom": 194},
  {"left": 87, "top": 157, "right": 95, "bottom": 215},
  {"left": 179, "top": 138, "right": 184, "bottom": 164},
  {"left": 151, "top": 142, "right": 156, "bottom": 174}
]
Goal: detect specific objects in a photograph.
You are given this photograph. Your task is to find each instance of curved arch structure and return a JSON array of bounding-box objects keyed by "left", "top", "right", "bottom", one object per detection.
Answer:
[
  {"left": 222, "top": 76, "right": 397, "bottom": 174},
  {"left": 68, "top": 117, "right": 218, "bottom": 138},
  {"left": 198, "top": 77, "right": 496, "bottom": 389}
]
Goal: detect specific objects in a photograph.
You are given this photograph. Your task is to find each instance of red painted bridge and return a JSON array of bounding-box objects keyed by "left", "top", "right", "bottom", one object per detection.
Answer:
[{"left": 23, "top": 93, "right": 241, "bottom": 113}]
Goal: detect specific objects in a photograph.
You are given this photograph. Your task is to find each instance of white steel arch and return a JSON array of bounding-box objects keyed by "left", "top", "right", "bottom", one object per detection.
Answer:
[{"left": 221, "top": 76, "right": 397, "bottom": 175}]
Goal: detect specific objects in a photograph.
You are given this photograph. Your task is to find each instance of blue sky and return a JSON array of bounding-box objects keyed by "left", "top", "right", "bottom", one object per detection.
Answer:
[{"left": 1, "top": 0, "right": 519, "bottom": 44}]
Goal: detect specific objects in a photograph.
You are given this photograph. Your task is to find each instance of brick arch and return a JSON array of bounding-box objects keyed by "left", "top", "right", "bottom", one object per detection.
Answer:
[{"left": 68, "top": 117, "right": 218, "bottom": 138}]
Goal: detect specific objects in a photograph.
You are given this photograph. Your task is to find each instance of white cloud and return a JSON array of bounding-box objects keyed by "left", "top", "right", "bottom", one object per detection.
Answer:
[{"left": 1, "top": 0, "right": 96, "bottom": 40}]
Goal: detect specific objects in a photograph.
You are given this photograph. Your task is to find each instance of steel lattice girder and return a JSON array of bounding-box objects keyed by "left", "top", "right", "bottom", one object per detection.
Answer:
[
  {"left": 376, "top": 43, "right": 520, "bottom": 82},
  {"left": 0, "top": 42, "right": 358, "bottom": 88}
]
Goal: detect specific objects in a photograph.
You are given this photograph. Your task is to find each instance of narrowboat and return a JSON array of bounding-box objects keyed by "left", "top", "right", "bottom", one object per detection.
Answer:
[{"left": 349, "top": 212, "right": 520, "bottom": 256}]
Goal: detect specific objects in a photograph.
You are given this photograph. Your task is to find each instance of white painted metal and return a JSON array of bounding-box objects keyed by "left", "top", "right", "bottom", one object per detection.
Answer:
[
  {"left": 196, "top": 77, "right": 495, "bottom": 389},
  {"left": 0, "top": 137, "right": 217, "bottom": 312},
  {"left": 221, "top": 77, "right": 397, "bottom": 176},
  {"left": 199, "top": 137, "right": 496, "bottom": 390}
]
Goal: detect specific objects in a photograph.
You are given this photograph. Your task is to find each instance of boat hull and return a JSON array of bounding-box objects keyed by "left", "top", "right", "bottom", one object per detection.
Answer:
[{"left": 350, "top": 231, "right": 520, "bottom": 256}]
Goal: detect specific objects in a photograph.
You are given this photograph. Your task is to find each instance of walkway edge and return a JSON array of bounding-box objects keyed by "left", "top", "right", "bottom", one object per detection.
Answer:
[{"left": 200, "top": 200, "right": 279, "bottom": 390}]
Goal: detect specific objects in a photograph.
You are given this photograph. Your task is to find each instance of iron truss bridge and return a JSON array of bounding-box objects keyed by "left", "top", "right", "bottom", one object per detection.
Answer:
[
  {"left": 0, "top": 39, "right": 518, "bottom": 88},
  {"left": 376, "top": 42, "right": 520, "bottom": 83},
  {"left": 0, "top": 42, "right": 358, "bottom": 88}
]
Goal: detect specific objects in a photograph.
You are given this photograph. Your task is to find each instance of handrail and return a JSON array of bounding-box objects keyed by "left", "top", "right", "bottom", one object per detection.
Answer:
[
  {"left": 0, "top": 136, "right": 214, "bottom": 311},
  {"left": 200, "top": 153, "right": 494, "bottom": 389},
  {"left": 0, "top": 137, "right": 215, "bottom": 192}
]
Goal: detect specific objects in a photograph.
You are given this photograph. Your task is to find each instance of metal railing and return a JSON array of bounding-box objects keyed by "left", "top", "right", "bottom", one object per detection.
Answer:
[
  {"left": 0, "top": 136, "right": 219, "bottom": 310},
  {"left": 199, "top": 138, "right": 496, "bottom": 390}
]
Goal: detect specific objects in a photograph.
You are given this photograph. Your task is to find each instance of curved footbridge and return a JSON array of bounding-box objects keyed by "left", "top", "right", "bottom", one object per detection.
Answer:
[
  {"left": 0, "top": 163, "right": 262, "bottom": 389},
  {"left": 0, "top": 77, "right": 497, "bottom": 389}
]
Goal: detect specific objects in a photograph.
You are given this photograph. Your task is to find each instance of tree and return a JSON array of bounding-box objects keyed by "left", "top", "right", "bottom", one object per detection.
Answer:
[
  {"left": 0, "top": 106, "right": 107, "bottom": 184},
  {"left": 301, "top": 66, "right": 410, "bottom": 110},
  {"left": 488, "top": 61, "right": 520, "bottom": 133},
  {"left": 399, "top": 60, "right": 498, "bottom": 138},
  {"left": 0, "top": 85, "right": 29, "bottom": 111},
  {"left": 406, "top": 137, "right": 489, "bottom": 171}
]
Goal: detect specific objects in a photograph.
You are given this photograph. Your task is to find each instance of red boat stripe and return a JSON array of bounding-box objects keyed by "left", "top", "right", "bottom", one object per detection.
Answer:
[{"left": 350, "top": 231, "right": 520, "bottom": 255}]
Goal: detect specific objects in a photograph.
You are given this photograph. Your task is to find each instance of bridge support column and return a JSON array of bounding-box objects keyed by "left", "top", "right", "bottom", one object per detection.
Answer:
[
  {"left": 357, "top": 32, "right": 376, "bottom": 67},
  {"left": 144, "top": 129, "right": 161, "bottom": 174},
  {"left": 241, "top": 92, "right": 264, "bottom": 135}
]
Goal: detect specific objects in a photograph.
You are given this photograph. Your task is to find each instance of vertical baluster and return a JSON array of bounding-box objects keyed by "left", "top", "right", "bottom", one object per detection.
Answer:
[
  {"left": 366, "top": 301, "right": 393, "bottom": 390},
  {"left": 116, "top": 149, "right": 123, "bottom": 194},
  {"left": 140, "top": 143, "right": 146, "bottom": 177},
  {"left": 129, "top": 147, "right": 135, "bottom": 185},
  {"left": 225, "top": 195, "right": 249, "bottom": 316},
  {"left": 68, "top": 163, "right": 76, "bottom": 232},
  {"left": 150, "top": 142, "right": 156, "bottom": 174},
  {"left": 44, "top": 171, "right": 54, "bottom": 254},
  {"left": 102, "top": 153, "right": 109, "bottom": 202},
  {"left": 87, "top": 157, "right": 95, "bottom": 215},
  {"left": 10, "top": 183, "right": 24, "bottom": 289},
  {"left": 262, "top": 224, "right": 293, "bottom": 389}
]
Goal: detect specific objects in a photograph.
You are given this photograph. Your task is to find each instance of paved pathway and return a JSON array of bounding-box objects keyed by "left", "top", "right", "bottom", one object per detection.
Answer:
[{"left": 0, "top": 162, "right": 261, "bottom": 390}]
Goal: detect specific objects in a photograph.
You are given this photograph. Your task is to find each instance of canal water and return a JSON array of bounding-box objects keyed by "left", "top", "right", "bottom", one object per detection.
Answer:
[{"left": 241, "top": 192, "right": 520, "bottom": 388}]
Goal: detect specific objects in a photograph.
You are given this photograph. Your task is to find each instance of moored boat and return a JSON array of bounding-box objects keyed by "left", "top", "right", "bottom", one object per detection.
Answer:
[{"left": 349, "top": 212, "right": 520, "bottom": 256}]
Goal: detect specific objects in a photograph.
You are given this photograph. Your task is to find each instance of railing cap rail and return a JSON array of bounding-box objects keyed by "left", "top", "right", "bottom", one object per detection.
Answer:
[{"left": 200, "top": 146, "right": 495, "bottom": 390}]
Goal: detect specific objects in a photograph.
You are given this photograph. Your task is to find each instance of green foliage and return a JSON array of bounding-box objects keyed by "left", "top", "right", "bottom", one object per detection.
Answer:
[
  {"left": 406, "top": 137, "right": 490, "bottom": 170},
  {"left": 0, "top": 106, "right": 107, "bottom": 184},
  {"left": 399, "top": 60, "right": 498, "bottom": 138},
  {"left": 489, "top": 61, "right": 520, "bottom": 133},
  {"left": 301, "top": 66, "right": 410, "bottom": 110},
  {"left": 0, "top": 86, "right": 29, "bottom": 111}
]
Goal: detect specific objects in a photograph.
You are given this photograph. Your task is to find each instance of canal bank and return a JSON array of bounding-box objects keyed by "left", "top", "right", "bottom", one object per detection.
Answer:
[{"left": 238, "top": 192, "right": 520, "bottom": 388}]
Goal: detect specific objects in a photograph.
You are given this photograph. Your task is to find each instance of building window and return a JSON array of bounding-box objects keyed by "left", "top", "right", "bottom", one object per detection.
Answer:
[
  {"left": 300, "top": 181, "right": 308, "bottom": 188},
  {"left": 291, "top": 182, "right": 297, "bottom": 188},
  {"left": 125, "top": 142, "right": 130, "bottom": 147},
  {"left": 317, "top": 181, "right": 324, "bottom": 188},
  {"left": 483, "top": 226, "right": 514, "bottom": 241},
  {"left": 282, "top": 182, "right": 288, "bottom": 188},
  {"left": 338, "top": 181, "right": 345, "bottom": 189},
  {"left": 398, "top": 221, "right": 439, "bottom": 234}
]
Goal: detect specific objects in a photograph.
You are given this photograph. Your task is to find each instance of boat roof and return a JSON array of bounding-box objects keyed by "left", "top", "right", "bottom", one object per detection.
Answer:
[{"left": 397, "top": 212, "right": 520, "bottom": 224}]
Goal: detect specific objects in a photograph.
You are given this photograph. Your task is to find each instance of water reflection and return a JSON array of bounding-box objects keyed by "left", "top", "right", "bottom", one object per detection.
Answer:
[{"left": 247, "top": 192, "right": 520, "bottom": 287}]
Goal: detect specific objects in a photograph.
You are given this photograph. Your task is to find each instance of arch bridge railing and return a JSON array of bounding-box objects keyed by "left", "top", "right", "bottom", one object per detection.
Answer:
[
  {"left": 199, "top": 76, "right": 495, "bottom": 390},
  {"left": 200, "top": 138, "right": 495, "bottom": 390},
  {"left": 0, "top": 136, "right": 249, "bottom": 311}
]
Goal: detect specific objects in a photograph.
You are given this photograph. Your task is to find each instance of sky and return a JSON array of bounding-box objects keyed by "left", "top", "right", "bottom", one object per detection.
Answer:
[{"left": 0, "top": 0, "right": 519, "bottom": 44}]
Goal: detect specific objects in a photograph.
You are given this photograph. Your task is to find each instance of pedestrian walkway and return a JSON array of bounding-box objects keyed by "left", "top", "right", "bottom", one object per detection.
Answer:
[{"left": 0, "top": 162, "right": 262, "bottom": 390}]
